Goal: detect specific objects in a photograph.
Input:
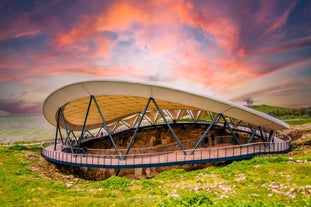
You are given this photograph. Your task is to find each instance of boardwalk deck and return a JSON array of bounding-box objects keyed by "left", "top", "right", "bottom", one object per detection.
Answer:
[{"left": 41, "top": 137, "right": 290, "bottom": 169}]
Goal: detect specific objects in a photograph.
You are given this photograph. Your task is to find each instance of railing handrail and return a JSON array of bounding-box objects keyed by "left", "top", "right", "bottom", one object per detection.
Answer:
[
  {"left": 41, "top": 135, "right": 291, "bottom": 169},
  {"left": 45, "top": 141, "right": 290, "bottom": 158}
]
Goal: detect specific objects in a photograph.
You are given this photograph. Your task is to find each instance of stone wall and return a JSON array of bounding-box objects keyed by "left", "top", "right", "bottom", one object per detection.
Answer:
[{"left": 61, "top": 123, "right": 251, "bottom": 180}]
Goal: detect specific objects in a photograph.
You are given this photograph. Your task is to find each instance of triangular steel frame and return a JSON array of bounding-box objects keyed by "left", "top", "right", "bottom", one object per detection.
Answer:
[
  {"left": 54, "top": 108, "right": 61, "bottom": 151},
  {"left": 58, "top": 107, "right": 75, "bottom": 155},
  {"left": 190, "top": 112, "right": 242, "bottom": 154},
  {"left": 92, "top": 95, "right": 121, "bottom": 158},
  {"left": 75, "top": 95, "right": 93, "bottom": 154},
  {"left": 190, "top": 113, "right": 222, "bottom": 154},
  {"left": 123, "top": 97, "right": 186, "bottom": 159},
  {"left": 247, "top": 126, "right": 259, "bottom": 144}
]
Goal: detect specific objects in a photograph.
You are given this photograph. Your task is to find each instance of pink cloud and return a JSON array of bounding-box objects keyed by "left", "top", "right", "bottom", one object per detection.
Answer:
[
  {"left": 1, "top": 0, "right": 310, "bottom": 114},
  {"left": 259, "top": 36, "right": 311, "bottom": 55},
  {"left": 0, "top": 15, "right": 41, "bottom": 41},
  {"left": 231, "top": 77, "right": 311, "bottom": 108},
  {"left": 178, "top": 4, "right": 239, "bottom": 55},
  {"left": 267, "top": 1, "right": 296, "bottom": 33}
]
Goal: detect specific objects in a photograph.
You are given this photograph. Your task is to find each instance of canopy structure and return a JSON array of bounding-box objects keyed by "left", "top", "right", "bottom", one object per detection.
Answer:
[{"left": 43, "top": 80, "right": 289, "bottom": 132}]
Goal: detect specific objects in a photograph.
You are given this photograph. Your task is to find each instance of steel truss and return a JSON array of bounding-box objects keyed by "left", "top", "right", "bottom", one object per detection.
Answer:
[{"left": 53, "top": 95, "right": 275, "bottom": 159}]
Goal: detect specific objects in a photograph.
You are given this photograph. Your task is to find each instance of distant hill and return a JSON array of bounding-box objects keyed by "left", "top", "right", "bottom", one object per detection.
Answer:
[
  {"left": 0, "top": 114, "right": 54, "bottom": 143},
  {"left": 251, "top": 105, "right": 311, "bottom": 119}
]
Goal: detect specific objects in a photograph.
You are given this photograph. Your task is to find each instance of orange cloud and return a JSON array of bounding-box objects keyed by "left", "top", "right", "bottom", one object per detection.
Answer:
[{"left": 96, "top": 3, "right": 149, "bottom": 31}]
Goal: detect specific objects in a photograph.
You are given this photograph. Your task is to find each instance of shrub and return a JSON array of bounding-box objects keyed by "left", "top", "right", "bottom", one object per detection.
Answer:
[
  {"left": 8, "top": 145, "right": 28, "bottom": 150},
  {"left": 159, "top": 191, "right": 212, "bottom": 207},
  {"left": 101, "top": 175, "right": 132, "bottom": 190}
]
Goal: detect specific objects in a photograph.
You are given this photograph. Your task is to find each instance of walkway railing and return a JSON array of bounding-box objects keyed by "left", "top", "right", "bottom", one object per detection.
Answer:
[{"left": 41, "top": 136, "right": 291, "bottom": 169}]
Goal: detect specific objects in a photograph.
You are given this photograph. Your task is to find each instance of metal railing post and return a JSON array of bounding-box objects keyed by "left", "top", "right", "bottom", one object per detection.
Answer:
[{"left": 225, "top": 147, "right": 227, "bottom": 158}]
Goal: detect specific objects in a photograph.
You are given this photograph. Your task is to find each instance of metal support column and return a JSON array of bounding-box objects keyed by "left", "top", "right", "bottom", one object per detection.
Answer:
[
  {"left": 76, "top": 95, "right": 93, "bottom": 154},
  {"left": 57, "top": 126, "right": 64, "bottom": 144},
  {"left": 219, "top": 113, "right": 241, "bottom": 145},
  {"left": 151, "top": 97, "right": 186, "bottom": 155},
  {"left": 268, "top": 130, "right": 274, "bottom": 142},
  {"left": 71, "top": 131, "right": 78, "bottom": 144},
  {"left": 258, "top": 126, "right": 266, "bottom": 142},
  {"left": 92, "top": 95, "right": 120, "bottom": 158},
  {"left": 247, "top": 126, "right": 259, "bottom": 144},
  {"left": 96, "top": 126, "right": 103, "bottom": 137},
  {"left": 190, "top": 113, "right": 221, "bottom": 155},
  {"left": 59, "top": 108, "right": 74, "bottom": 155},
  {"left": 124, "top": 98, "right": 152, "bottom": 159},
  {"left": 229, "top": 117, "right": 235, "bottom": 127},
  {"left": 54, "top": 108, "right": 61, "bottom": 151},
  {"left": 195, "top": 110, "right": 202, "bottom": 123}
]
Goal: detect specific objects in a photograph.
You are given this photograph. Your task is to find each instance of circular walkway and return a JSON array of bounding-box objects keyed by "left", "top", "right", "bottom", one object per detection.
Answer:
[{"left": 41, "top": 134, "right": 290, "bottom": 169}]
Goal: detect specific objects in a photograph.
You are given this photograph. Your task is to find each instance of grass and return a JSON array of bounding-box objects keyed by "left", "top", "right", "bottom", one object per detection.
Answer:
[
  {"left": 284, "top": 118, "right": 311, "bottom": 125},
  {"left": 0, "top": 110, "right": 310, "bottom": 206},
  {"left": 251, "top": 105, "right": 311, "bottom": 125},
  {"left": 0, "top": 115, "right": 54, "bottom": 143},
  {"left": 0, "top": 146, "right": 310, "bottom": 206}
]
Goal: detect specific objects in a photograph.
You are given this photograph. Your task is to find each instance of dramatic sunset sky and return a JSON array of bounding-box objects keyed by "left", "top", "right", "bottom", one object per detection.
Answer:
[{"left": 1, "top": 0, "right": 310, "bottom": 115}]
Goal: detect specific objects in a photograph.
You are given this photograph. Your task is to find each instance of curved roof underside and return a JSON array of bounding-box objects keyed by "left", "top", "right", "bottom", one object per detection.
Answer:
[{"left": 43, "top": 80, "right": 290, "bottom": 131}]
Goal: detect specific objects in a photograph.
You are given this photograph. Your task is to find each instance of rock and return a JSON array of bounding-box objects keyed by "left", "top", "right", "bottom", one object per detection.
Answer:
[
  {"left": 272, "top": 189, "right": 280, "bottom": 194},
  {"left": 171, "top": 193, "right": 179, "bottom": 197},
  {"left": 166, "top": 136, "right": 171, "bottom": 144},
  {"left": 66, "top": 182, "right": 73, "bottom": 188},
  {"left": 285, "top": 191, "right": 296, "bottom": 199},
  {"left": 88, "top": 189, "right": 97, "bottom": 194},
  {"left": 161, "top": 137, "right": 167, "bottom": 145},
  {"left": 149, "top": 136, "right": 156, "bottom": 146},
  {"left": 235, "top": 174, "right": 246, "bottom": 182},
  {"left": 134, "top": 168, "right": 143, "bottom": 178},
  {"left": 145, "top": 168, "right": 152, "bottom": 178}
]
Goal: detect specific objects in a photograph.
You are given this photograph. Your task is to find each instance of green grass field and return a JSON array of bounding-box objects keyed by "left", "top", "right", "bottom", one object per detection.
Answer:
[
  {"left": 251, "top": 105, "right": 311, "bottom": 125},
  {"left": 0, "top": 106, "right": 310, "bottom": 206},
  {"left": 0, "top": 146, "right": 310, "bottom": 206}
]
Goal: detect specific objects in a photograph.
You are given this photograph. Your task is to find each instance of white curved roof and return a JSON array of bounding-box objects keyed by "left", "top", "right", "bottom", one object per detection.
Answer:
[{"left": 43, "top": 80, "right": 290, "bottom": 131}]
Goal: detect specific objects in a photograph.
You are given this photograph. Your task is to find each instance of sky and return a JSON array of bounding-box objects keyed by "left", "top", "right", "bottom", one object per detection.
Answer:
[{"left": 0, "top": 0, "right": 311, "bottom": 115}]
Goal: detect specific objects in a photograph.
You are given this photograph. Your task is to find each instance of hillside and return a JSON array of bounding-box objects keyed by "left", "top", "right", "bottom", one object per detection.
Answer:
[
  {"left": 0, "top": 115, "right": 54, "bottom": 143},
  {"left": 251, "top": 105, "right": 311, "bottom": 120}
]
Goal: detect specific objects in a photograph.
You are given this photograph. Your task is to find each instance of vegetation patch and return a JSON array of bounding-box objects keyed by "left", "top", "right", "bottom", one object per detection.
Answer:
[
  {"left": 0, "top": 109, "right": 310, "bottom": 206},
  {"left": 159, "top": 191, "right": 213, "bottom": 206},
  {"left": 0, "top": 145, "right": 311, "bottom": 206}
]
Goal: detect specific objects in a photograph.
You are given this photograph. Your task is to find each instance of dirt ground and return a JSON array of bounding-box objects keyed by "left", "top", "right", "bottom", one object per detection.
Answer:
[{"left": 283, "top": 123, "right": 311, "bottom": 148}]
